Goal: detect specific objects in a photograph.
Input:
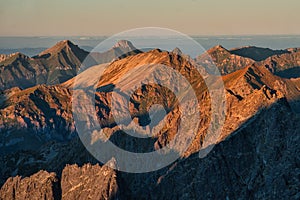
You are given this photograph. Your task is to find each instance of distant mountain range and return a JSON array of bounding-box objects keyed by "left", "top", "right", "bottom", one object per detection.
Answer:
[
  {"left": 0, "top": 48, "right": 47, "bottom": 57},
  {"left": 197, "top": 45, "right": 300, "bottom": 76},
  {"left": 1, "top": 39, "right": 299, "bottom": 91},
  {"left": 0, "top": 40, "right": 299, "bottom": 199},
  {"left": 0, "top": 40, "right": 139, "bottom": 90},
  {"left": 0, "top": 40, "right": 88, "bottom": 90}
]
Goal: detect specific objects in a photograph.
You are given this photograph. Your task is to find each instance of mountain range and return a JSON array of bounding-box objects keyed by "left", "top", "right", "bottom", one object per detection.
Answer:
[
  {"left": 0, "top": 40, "right": 299, "bottom": 199},
  {"left": 0, "top": 40, "right": 139, "bottom": 90}
]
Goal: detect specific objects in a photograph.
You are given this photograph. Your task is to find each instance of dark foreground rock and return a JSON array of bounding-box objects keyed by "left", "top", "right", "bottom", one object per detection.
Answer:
[
  {"left": 0, "top": 164, "right": 119, "bottom": 200},
  {"left": 0, "top": 170, "right": 60, "bottom": 200}
]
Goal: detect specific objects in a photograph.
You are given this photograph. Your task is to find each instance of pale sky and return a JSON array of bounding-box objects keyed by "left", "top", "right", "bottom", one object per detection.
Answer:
[{"left": 0, "top": 0, "right": 299, "bottom": 36}]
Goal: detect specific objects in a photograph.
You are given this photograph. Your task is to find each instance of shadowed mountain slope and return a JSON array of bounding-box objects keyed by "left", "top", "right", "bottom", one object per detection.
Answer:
[
  {"left": 0, "top": 40, "right": 89, "bottom": 90},
  {"left": 0, "top": 46, "right": 299, "bottom": 199},
  {"left": 230, "top": 46, "right": 289, "bottom": 61},
  {"left": 261, "top": 48, "right": 300, "bottom": 79}
]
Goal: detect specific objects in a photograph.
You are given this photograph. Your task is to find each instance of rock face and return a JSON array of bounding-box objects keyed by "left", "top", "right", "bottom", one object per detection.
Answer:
[
  {"left": 2, "top": 112, "right": 299, "bottom": 200},
  {"left": 261, "top": 48, "right": 300, "bottom": 78},
  {"left": 196, "top": 45, "right": 300, "bottom": 77},
  {"left": 0, "top": 85, "right": 75, "bottom": 155},
  {"left": 0, "top": 170, "right": 60, "bottom": 200},
  {"left": 0, "top": 53, "right": 19, "bottom": 63},
  {"left": 112, "top": 40, "right": 136, "bottom": 50},
  {"left": 151, "top": 100, "right": 300, "bottom": 200},
  {"left": 89, "top": 39, "right": 141, "bottom": 65},
  {"left": 61, "top": 163, "right": 119, "bottom": 200},
  {"left": 196, "top": 45, "right": 255, "bottom": 75},
  {"left": 0, "top": 42, "right": 300, "bottom": 199},
  {"left": 0, "top": 164, "right": 119, "bottom": 200}
]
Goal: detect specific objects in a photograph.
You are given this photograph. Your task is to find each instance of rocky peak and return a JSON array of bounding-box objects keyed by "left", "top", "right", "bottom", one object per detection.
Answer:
[
  {"left": 196, "top": 45, "right": 254, "bottom": 75},
  {"left": 97, "top": 47, "right": 197, "bottom": 89},
  {"left": 208, "top": 45, "right": 228, "bottom": 53},
  {"left": 0, "top": 54, "right": 11, "bottom": 63},
  {"left": 286, "top": 47, "right": 300, "bottom": 53},
  {"left": 112, "top": 40, "right": 136, "bottom": 50},
  {"left": 37, "top": 40, "right": 82, "bottom": 57},
  {"left": 61, "top": 163, "right": 119, "bottom": 200},
  {"left": 171, "top": 47, "right": 183, "bottom": 55},
  {"left": 0, "top": 163, "right": 119, "bottom": 200},
  {"left": 204, "top": 45, "right": 231, "bottom": 60},
  {"left": 0, "top": 52, "right": 29, "bottom": 63},
  {"left": 0, "top": 170, "right": 60, "bottom": 200},
  {"left": 260, "top": 48, "right": 300, "bottom": 78}
]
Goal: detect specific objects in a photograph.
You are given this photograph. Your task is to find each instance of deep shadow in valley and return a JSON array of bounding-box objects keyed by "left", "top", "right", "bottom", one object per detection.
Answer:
[{"left": 0, "top": 98, "right": 299, "bottom": 199}]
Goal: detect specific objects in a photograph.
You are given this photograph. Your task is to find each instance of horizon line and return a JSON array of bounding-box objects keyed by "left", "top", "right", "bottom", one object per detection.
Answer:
[{"left": 1, "top": 34, "right": 300, "bottom": 38}]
